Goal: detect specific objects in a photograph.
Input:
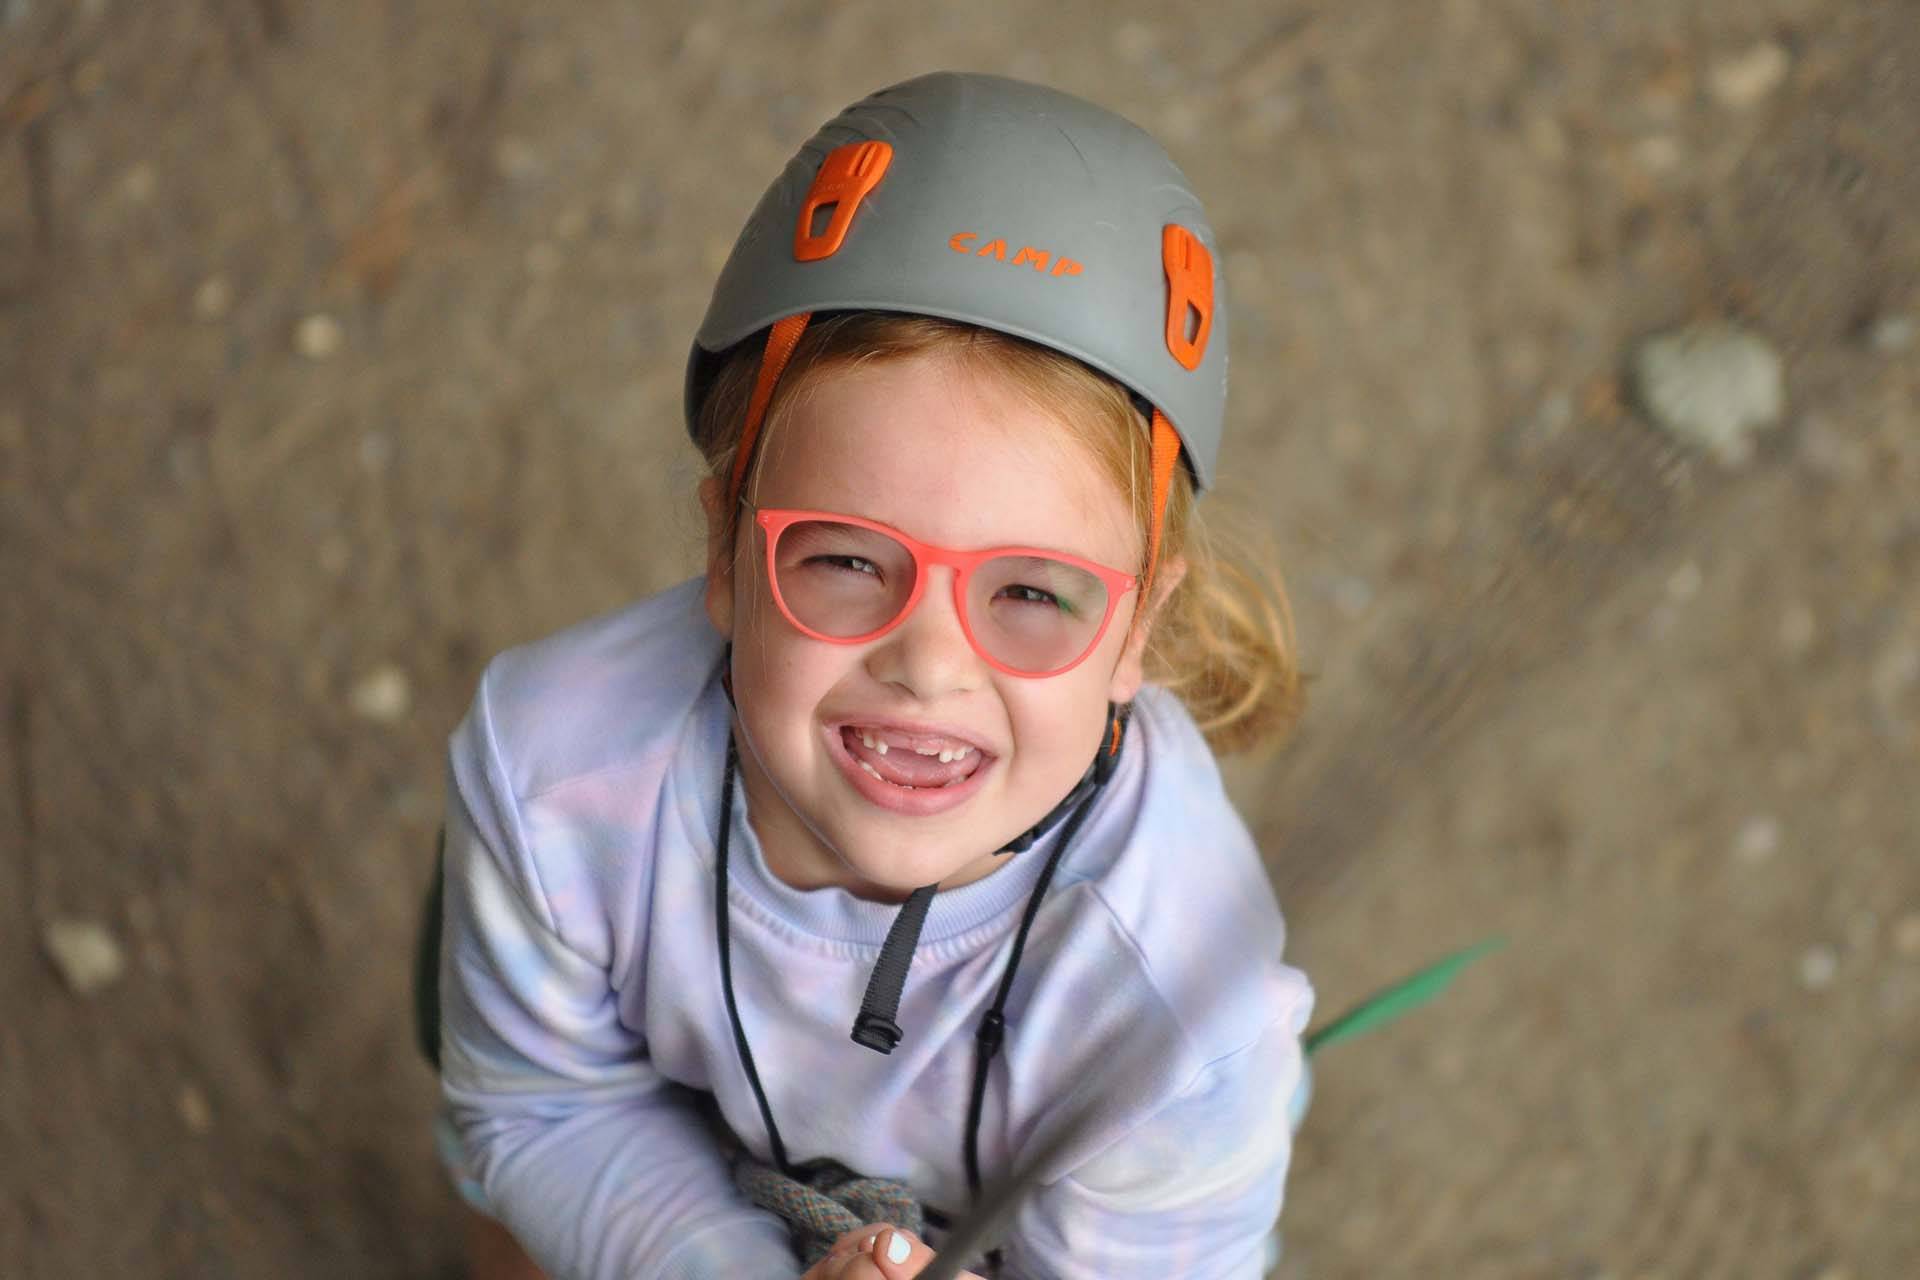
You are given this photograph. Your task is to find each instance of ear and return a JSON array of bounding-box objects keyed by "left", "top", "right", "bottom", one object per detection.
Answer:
[
  {"left": 699, "top": 474, "right": 736, "bottom": 640},
  {"left": 1107, "top": 555, "right": 1187, "bottom": 704}
]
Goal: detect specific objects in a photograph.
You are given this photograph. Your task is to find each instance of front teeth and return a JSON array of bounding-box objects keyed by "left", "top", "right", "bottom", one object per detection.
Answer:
[{"left": 857, "top": 729, "right": 972, "bottom": 761}]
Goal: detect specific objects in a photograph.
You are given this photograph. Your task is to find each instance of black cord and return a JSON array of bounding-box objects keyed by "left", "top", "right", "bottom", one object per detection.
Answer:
[{"left": 715, "top": 737, "right": 791, "bottom": 1174}]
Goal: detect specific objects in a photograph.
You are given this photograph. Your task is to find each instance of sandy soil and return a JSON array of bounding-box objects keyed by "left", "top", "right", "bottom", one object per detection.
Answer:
[{"left": 3, "top": 2, "right": 1916, "bottom": 1277}]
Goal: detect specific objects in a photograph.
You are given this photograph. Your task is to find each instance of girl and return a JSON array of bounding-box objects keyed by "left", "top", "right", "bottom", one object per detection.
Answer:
[{"left": 434, "top": 72, "right": 1313, "bottom": 1280}]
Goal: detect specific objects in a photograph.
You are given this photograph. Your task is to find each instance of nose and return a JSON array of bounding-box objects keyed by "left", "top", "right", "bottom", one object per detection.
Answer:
[{"left": 864, "top": 566, "right": 986, "bottom": 699}]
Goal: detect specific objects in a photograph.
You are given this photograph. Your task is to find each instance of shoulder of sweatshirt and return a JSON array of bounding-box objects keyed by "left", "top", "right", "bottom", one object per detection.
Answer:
[
  {"left": 455, "top": 576, "right": 722, "bottom": 803},
  {"left": 1038, "top": 684, "right": 1310, "bottom": 1073}
]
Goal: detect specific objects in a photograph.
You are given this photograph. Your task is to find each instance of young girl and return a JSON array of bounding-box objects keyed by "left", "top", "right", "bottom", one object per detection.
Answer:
[{"left": 433, "top": 72, "right": 1312, "bottom": 1280}]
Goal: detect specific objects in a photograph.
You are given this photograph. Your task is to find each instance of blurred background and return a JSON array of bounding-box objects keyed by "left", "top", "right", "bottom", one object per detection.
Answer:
[{"left": 3, "top": 2, "right": 1916, "bottom": 1276}]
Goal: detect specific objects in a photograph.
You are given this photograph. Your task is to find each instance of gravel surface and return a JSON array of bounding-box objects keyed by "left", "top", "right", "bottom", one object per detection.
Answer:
[{"left": 3, "top": 3, "right": 1916, "bottom": 1277}]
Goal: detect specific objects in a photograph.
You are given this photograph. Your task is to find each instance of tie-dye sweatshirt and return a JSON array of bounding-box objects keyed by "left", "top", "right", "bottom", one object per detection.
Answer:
[{"left": 438, "top": 577, "right": 1313, "bottom": 1279}]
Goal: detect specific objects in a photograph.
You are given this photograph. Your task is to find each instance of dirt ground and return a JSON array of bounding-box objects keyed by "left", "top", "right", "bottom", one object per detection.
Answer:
[{"left": 3, "top": 2, "right": 1916, "bottom": 1277}]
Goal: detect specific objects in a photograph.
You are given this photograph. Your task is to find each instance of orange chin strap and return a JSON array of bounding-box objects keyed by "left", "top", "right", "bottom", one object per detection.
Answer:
[
  {"left": 1144, "top": 408, "right": 1180, "bottom": 602},
  {"left": 726, "top": 312, "right": 813, "bottom": 510}
]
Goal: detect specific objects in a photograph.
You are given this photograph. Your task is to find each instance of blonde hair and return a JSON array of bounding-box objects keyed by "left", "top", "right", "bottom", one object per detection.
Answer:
[{"left": 693, "top": 313, "right": 1304, "bottom": 755}]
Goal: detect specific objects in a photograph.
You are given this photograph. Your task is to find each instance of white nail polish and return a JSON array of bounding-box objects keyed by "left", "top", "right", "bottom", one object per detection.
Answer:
[{"left": 886, "top": 1231, "right": 911, "bottom": 1264}]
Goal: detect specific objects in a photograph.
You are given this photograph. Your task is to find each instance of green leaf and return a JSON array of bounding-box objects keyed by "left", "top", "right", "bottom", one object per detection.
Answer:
[{"left": 1304, "top": 937, "right": 1505, "bottom": 1055}]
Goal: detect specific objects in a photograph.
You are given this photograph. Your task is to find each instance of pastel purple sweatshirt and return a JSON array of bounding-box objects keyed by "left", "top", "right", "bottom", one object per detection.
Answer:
[{"left": 438, "top": 578, "right": 1313, "bottom": 1279}]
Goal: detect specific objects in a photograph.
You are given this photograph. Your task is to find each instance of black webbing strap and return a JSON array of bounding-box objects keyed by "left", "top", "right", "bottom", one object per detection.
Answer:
[{"left": 851, "top": 883, "right": 940, "bottom": 1053}]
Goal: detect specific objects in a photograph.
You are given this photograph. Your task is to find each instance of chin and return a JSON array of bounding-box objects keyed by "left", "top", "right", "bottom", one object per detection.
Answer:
[{"left": 833, "top": 838, "right": 988, "bottom": 894}]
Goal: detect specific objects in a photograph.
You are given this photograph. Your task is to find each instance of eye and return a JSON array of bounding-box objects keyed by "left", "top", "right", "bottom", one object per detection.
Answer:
[
  {"left": 995, "top": 583, "right": 1078, "bottom": 615},
  {"left": 806, "top": 553, "right": 882, "bottom": 578}
]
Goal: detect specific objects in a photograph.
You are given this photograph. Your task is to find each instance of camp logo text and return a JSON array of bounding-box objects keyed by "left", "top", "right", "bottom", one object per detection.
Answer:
[{"left": 948, "top": 233, "right": 1084, "bottom": 278}]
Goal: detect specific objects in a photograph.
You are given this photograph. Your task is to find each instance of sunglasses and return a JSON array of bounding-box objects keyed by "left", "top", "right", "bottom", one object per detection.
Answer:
[{"left": 749, "top": 506, "right": 1139, "bottom": 678}]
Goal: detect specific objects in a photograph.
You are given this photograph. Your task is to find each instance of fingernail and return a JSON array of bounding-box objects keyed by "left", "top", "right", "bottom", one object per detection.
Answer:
[{"left": 886, "top": 1230, "right": 911, "bottom": 1264}]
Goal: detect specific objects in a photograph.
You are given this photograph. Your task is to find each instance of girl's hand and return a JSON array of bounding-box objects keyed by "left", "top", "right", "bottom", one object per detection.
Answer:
[{"left": 800, "top": 1223, "right": 988, "bottom": 1280}]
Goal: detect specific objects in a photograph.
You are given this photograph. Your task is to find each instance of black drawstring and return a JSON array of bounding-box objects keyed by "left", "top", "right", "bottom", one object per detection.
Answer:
[
  {"left": 962, "top": 782, "right": 1104, "bottom": 1278},
  {"left": 715, "top": 736, "right": 792, "bottom": 1175}
]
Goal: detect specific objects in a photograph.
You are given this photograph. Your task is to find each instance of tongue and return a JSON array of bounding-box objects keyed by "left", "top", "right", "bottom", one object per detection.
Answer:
[{"left": 843, "top": 727, "right": 982, "bottom": 789}]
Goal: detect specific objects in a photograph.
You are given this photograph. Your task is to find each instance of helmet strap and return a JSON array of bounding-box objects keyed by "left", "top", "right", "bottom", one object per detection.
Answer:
[{"left": 726, "top": 312, "right": 813, "bottom": 510}]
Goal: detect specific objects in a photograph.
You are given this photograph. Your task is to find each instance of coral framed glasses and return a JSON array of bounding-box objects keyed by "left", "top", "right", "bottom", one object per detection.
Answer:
[{"left": 751, "top": 506, "right": 1140, "bottom": 678}]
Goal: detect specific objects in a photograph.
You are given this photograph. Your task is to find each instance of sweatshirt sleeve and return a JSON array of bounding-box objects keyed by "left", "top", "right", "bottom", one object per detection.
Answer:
[
  {"left": 437, "top": 670, "right": 797, "bottom": 1280},
  {"left": 1002, "top": 1010, "right": 1306, "bottom": 1280}
]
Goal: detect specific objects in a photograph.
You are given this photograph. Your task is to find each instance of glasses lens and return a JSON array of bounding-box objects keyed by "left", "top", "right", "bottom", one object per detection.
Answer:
[
  {"left": 770, "top": 519, "right": 917, "bottom": 638},
  {"left": 968, "top": 555, "right": 1112, "bottom": 674}
]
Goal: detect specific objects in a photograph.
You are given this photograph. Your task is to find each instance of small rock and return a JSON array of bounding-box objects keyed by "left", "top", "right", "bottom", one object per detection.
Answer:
[
  {"left": 193, "top": 276, "right": 232, "bottom": 321},
  {"left": 1708, "top": 42, "right": 1790, "bottom": 110},
  {"left": 1666, "top": 561, "right": 1703, "bottom": 601},
  {"left": 350, "top": 664, "right": 411, "bottom": 723},
  {"left": 1631, "top": 325, "right": 1786, "bottom": 465},
  {"left": 1873, "top": 643, "right": 1919, "bottom": 706},
  {"left": 525, "top": 241, "right": 562, "bottom": 276},
  {"left": 1868, "top": 313, "right": 1915, "bottom": 353},
  {"left": 494, "top": 136, "right": 542, "bottom": 182},
  {"left": 1112, "top": 20, "right": 1159, "bottom": 62},
  {"left": 318, "top": 535, "right": 351, "bottom": 576},
  {"left": 122, "top": 163, "right": 157, "bottom": 204},
  {"left": 1523, "top": 114, "right": 1568, "bottom": 163},
  {"left": 1797, "top": 415, "right": 1870, "bottom": 481},
  {"left": 178, "top": 1084, "right": 214, "bottom": 1134},
  {"left": 72, "top": 58, "right": 106, "bottom": 97},
  {"left": 357, "top": 431, "right": 392, "bottom": 472},
  {"left": 1329, "top": 576, "right": 1374, "bottom": 619},
  {"left": 1893, "top": 914, "right": 1920, "bottom": 959},
  {"left": 1778, "top": 603, "right": 1817, "bottom": 656},
  {"left": 1630, "top": 135, "right": 1684, "bottom": 175},
  {"left": 295, "top": 313, "right": 343, "bottom": 360},
  {"left": 43, "top": 919, "right": 127, "bottom": 995},
  {"left": 1799, "top": 945, "right": 1839, "bottom": 991},
  {"left": 1735, "top": 815, "right": 1781, "bottom": 864}
]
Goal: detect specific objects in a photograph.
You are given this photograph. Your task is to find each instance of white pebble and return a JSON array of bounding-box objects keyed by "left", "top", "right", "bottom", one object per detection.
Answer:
[
  {"left": 1799, "top": 945, "right": 1839, "bottom": 991},
  {"left": 121, "top": 163, "right": 156, "bottom": 204},
  {"left": 1778, "top": 603, "right": 1817, "bottom": 656},
  {"left": 357, "top": 431, "right": 392, "bottom": 472},
  {"left": 43, "top": 918, "right": 127, "bottom": 995},
  {"left": 1330, "top": 576, "right": 1374, "bottom": 619},
  {"left": 1734, "top": 815, "right": 1781, "bottom": 863},
  {"left": 350, "top": 664, "right": 411, "bottom": 723},
  {"left": 1631, "top": 325, "right": 1785, "bottom": 466},
  {"left": 494, "top": 136, "right": 542, "bottom": 182},
  {"left": 178, "top": 1084, "right": 214, "bottom": 1134},
  {"left": 193, "top": 276, "right": 232, "bottom": 321},
  {"left": 1868, "top": 314, "right": 1915, "bottom": 352},
  {"left": 1630, "top": 135, "right": 1684, "bottom": 175},
  {"left": 1666, "top": 561, "right": 1703, "bottom": 601},
  {"left": 317, "top": 535, "right": 351, "bottom": 576},
  {"left": 1894, "top": 914, "right": 1920, "bottom": 959},
  {"left": 525, "top": 241, "right": 561, "bottom": 276},
  {"left": 295, "top": 313, "right": 343, "bottom": 360},
  {"left": 1708, "top": 42, "right": 1790, "bottom": 110}
]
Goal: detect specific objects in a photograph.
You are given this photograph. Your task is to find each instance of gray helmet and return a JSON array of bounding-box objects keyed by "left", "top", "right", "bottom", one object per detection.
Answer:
[{"left": 684, "top": 71, "right": 1228, "bottom": 490}]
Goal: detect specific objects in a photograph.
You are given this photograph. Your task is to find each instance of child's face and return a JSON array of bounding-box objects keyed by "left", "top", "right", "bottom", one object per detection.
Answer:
[{"left": 705, "top": 350, "right": 1170, "bottom": 901}]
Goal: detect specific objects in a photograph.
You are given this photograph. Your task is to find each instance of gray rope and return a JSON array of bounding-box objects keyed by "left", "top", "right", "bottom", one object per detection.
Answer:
[{"left": 732, "top": 1149, "right": 927, "bottom": 1269}]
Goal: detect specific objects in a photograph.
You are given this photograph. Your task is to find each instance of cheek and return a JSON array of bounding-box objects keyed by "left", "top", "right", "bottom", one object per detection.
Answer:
[{"left": 1003, "top": 673, "right": 1110, "bottom": 771}]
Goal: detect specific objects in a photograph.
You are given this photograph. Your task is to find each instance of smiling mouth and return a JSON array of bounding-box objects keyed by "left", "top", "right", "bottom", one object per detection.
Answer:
[{"left": 836, "top": 723, "right": 989, "bottom": 790}]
